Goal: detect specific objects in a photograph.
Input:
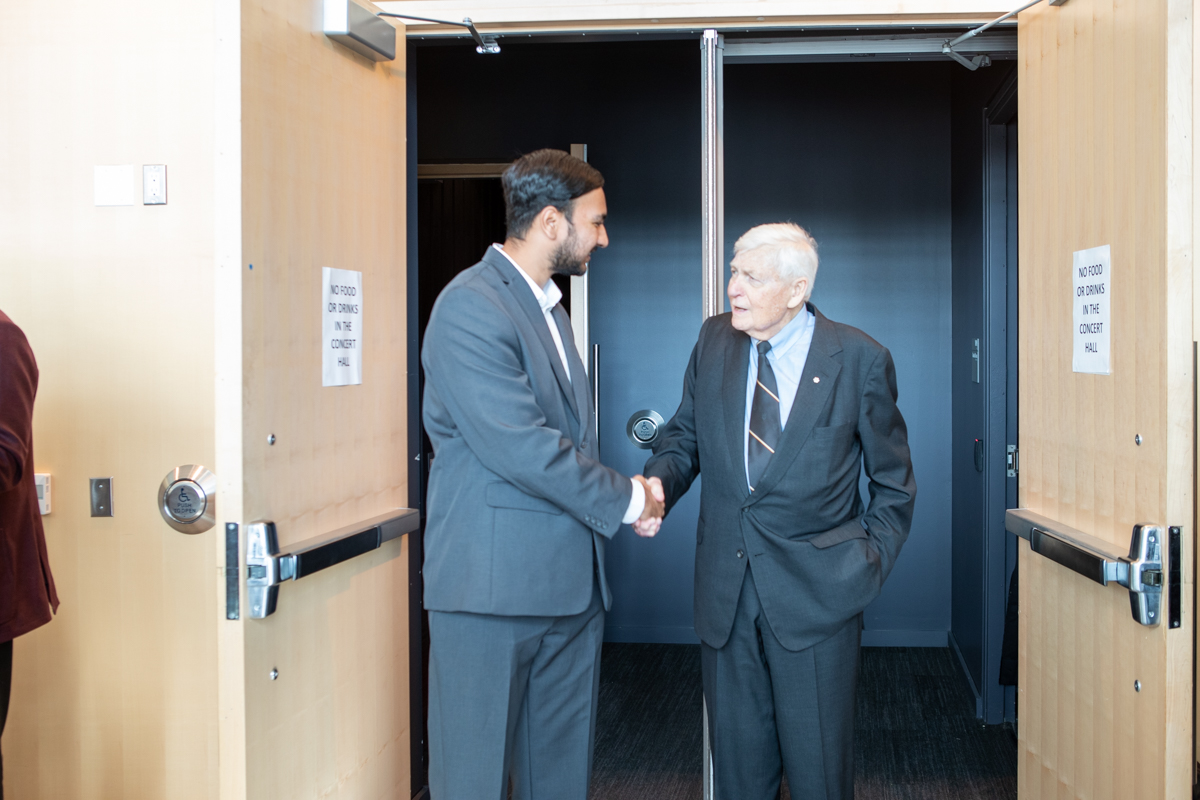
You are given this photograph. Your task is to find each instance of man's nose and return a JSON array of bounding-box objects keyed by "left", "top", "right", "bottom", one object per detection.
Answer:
[
  {"left": 597, "top": 225, "right": 609, "bottom": 249},
  {"left": 727, "top": 277, "right": 741, "bottom": 298}
]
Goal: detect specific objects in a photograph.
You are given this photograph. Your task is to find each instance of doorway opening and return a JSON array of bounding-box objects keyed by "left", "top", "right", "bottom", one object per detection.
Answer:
[{"left": 408, "top": 32, "right": 1020, "bottom": 796}]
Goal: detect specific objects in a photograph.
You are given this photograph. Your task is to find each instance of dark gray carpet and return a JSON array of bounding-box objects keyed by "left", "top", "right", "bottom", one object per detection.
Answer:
[{"left": 590, "top": 644, "right": 1016, "bottom": 800}]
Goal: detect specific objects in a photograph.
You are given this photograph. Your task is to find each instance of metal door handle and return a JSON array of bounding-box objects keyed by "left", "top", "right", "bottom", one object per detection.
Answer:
[
  {"left": 1006, "top": 508, "right": 1171, "bottom": 627},
  {"left": 245, "top": 508, "right": 419, "bottom": 619}
]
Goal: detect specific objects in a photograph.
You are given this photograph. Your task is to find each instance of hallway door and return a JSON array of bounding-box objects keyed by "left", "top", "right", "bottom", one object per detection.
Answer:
[
  {"left": 1016, "top": 1, "right": 1193, "bottom": 797},
  {"left": 220, "top": 4, "right": 414, "bottom": 799}
]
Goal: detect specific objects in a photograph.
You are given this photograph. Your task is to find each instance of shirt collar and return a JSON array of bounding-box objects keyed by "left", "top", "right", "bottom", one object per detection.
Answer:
[
  {"left": 756, "top": 304, "right": 813, "bottom": 358},
  {"left": 493, "top": 243, "right": 562, "bottom": 314}
]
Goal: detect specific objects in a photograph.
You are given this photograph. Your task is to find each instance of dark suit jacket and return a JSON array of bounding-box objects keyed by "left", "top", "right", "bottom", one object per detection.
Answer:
[
  {"left": 422, "top": 248, "right": 633, "bottom": 617},
  {"left": 645, "top": 305, "right": 916, "bottom": 651},
  {"left": 0, "top": 310, "right": 59, "bottom": 643}
]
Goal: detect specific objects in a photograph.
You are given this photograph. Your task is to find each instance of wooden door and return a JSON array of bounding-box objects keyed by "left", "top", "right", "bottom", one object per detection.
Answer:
[
  {"left": 223, "top": 2, "right": 413, "bottom": 799},
  {"left": 1017, "top": 1, "right": 1193, "bottom": 797}
]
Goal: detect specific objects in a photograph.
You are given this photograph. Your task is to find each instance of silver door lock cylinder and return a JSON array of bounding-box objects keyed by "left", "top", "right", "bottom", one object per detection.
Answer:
[{"left": 158, "top": 465, "right": 217, "bottom": 534}]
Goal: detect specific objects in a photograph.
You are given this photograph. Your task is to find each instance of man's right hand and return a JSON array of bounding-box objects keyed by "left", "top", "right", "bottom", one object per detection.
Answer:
[{"left": 632, "top": 475, "right": 665, "bottom": 537}]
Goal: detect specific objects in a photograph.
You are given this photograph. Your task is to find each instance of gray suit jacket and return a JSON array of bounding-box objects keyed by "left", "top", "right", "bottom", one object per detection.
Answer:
[
  {"left": 645, "top": 305, "right": 917, "bottom": 651},
  {"left": 422, "top": 248, "right": 633, "bottom": 617}
]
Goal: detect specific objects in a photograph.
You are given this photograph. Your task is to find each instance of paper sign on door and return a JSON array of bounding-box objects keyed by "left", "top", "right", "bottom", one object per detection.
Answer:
[
  {"left": 322, "top": 267, "right": 363, "bottom": 387},
  {"left": 1072, "top": 245, "right": 1111, "bottom": 375}
]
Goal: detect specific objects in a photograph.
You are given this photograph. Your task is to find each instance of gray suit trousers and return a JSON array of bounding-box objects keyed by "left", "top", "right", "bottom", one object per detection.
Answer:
[
  {"left": 428, "top": 583, "right": 605, "bottom": 800},
  {"left": 702, "top": 567, "right": 861, "bottom": 800}
]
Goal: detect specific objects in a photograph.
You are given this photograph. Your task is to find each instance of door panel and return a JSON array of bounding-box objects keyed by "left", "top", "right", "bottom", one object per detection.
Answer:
[
  {"left": 237, "top": 1, "right": 411, "bottom": 797},
  {"left": 1017, "top": 1, "right": 1192, "bottom": 797}
]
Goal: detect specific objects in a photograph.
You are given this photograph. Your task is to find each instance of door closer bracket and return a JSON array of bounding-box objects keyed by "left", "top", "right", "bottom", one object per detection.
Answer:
[
  {"left": 943, "top": 0, "right": 1067, "bottom": 70},
  {"left": 245, "top": 509, "right": 419, "bottom": 619},
  {"left": 1006, "top": 509, "right": 1167, "bottom": 627}
]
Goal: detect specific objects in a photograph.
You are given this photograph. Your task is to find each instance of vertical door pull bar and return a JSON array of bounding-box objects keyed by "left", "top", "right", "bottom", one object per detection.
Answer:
[
  {"left": 245, "top": 509, "right": 419, "bottom": 619},
  {"left": 700, "top": 29, "right": 724, "bottom": 322},
  {"left": 1005, "top": 508, "right": 1167, "bottom": 627},
  {"left": 591, "top": 344, "right": 600, "bottom": 457}
]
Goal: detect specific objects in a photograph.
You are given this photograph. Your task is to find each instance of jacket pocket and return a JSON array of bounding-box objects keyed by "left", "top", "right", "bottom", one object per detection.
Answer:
[
  {"left": 485, "top": 482, "right": 564, "bottom": 515},
  {"left": 810, "top": 421, "right": 854, "bottom": 441},
  {"left": 807, "top": 519, "right": 869, "bottom": 549}
]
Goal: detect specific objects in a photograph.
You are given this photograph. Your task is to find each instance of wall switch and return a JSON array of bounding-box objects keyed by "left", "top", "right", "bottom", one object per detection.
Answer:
[
  {"left": 90, "top": 477, "right": 114, "bottom": 517},
  {"left": 34, "top": 473, "right": 51, "bottom": 515},
  {"left": 143, "top": 165, "right": 167, "bottom": 205}
]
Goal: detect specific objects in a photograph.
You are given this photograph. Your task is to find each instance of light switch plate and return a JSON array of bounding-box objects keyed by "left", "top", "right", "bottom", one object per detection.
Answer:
[
  {"left": 90, "top": 477, "right": 114, "bottom": 517},
  {"left": 143, "top": 164, "right": 167, "bottom": 205},
  {"left": 34, "top": 473, "right": 51, "bottom": 515}
]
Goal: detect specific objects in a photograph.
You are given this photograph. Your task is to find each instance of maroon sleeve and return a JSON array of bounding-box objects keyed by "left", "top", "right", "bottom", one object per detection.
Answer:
[{"left": 0, "top": 316, "right": 35, "bottom": 492}]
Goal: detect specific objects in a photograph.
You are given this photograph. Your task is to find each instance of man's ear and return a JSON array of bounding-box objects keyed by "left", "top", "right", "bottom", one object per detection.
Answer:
[
  {"left": 536, "top": 205, "right": 565, "bottom": 241},
  {"left": 786, "top": 278, "right": 808, "bottom": 310}
]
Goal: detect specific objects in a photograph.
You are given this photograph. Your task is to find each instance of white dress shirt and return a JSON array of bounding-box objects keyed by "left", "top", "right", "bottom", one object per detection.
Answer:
[
  {"left": 494, "top": 244, "right": 646, "bottom": 523},
  {"left": 744, "top": 305, "right": 817, "bottom": 487}
]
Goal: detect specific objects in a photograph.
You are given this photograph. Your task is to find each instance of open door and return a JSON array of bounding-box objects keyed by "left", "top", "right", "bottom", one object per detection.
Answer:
[
  {"left": 220, "top": 4, "right": 415, "bottom": 799},
  {"left": 1014, "top": 1, "right": 1193, "bottom": 797}
]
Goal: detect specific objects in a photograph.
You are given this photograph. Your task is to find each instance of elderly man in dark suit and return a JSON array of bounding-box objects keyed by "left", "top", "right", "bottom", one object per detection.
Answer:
[
  {"left": 639, "top": 223, "right": 916, "bottom": 800},
  {"left": 421, "top": 149, "right": 664, "bottom": 800},
  {"left": 0, "top": 309, "right": 59, "bottom": 799}
]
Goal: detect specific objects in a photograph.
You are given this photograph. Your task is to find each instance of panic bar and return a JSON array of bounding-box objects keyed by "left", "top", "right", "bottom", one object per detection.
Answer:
[
  {"left": 1005, "top": 509, "right": 1167, "bottom": 627},
  {"left": 245, "top": 509, "right": 419, "bottom": 619}
]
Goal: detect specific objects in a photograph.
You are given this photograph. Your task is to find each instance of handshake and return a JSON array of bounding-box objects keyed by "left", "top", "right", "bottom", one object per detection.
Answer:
[{"left": 632, "top": 475, "right": 666, "bottom": 538}]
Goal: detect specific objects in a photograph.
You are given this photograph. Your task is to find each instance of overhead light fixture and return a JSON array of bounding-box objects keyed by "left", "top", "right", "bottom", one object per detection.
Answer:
[{"left": 376, "top": 12, "right": 501, "bottom": 54}]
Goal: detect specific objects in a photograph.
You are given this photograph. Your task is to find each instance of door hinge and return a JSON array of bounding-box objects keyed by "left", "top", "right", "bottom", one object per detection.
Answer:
[{"left": 1006, "top": 445, "right": 1018, "bottom": 477}]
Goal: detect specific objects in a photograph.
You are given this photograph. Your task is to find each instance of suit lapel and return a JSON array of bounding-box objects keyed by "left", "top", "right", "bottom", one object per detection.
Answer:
[
  {"left": 487, "top": 250, "right": 581, "bottom": 422},
  {"left": 744, "top": 308, "right": 843, "bottom": 506},
  {"left": 719, "top": 325, "right": 752, "bottom": 503}
]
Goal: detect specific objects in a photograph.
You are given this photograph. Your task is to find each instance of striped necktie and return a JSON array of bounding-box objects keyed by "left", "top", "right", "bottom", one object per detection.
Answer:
[{"left": 747, "top": 340, "right": 782, "bottom": 492}]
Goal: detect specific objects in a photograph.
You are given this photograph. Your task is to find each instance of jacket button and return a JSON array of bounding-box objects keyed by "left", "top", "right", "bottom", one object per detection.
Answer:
[{"left": 736, "top": 549, "right": 744, "bottom": 558}]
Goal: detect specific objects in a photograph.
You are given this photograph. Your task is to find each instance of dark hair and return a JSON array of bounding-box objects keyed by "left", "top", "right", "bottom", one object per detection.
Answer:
[{"left": 502, "top": 149, "right": 605, "bottom": 239}]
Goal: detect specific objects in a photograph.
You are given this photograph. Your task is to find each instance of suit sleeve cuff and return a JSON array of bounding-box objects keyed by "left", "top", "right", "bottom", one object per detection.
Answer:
[{"left": 621, "top": 478, "right": 646, "bottom": 524}]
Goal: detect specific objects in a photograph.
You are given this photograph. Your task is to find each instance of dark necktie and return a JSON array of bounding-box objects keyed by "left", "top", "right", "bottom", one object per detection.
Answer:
[{"left": 747, "top": 340, "right": 782, "bottom": 492}]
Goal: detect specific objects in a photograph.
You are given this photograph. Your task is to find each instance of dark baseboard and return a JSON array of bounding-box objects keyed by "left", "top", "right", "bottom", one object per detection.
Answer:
[{"left": 861, "top": 629, "right": 948, "bottom": 648}]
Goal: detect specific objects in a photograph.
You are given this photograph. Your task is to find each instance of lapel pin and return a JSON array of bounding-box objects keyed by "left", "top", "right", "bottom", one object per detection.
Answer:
[{"left": 813, "top": 376, "right": 821, "bottom": 384}]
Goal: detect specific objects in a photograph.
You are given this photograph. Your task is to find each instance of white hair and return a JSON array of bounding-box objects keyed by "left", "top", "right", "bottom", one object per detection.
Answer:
[{"left": 732, "top": 222, "right": 819, "bottom": 301}]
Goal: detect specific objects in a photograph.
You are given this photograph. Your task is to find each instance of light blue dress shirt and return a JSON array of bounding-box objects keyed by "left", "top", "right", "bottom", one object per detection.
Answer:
[{"left": 744, "top": 305, "right": 817, "bottom": 487}]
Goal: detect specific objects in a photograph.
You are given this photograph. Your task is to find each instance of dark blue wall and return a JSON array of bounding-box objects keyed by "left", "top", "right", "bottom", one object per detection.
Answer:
[
  {"left": 417, "top": 41, "right": 706, "bottom": 642},
  {"left": 417, "top": 42, "right": 1006, "bottom": 647},
  {"left": 725, "top": 61, "right": 958, "bottom": 645}
]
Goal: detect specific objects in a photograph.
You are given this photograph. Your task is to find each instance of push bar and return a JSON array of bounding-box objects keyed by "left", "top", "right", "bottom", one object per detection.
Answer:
[
  {"left": 246, "top": 509, "right": 419, "bottom": 619},
  {"left": 1006, "top": 508, "right": 1168, "bottom": 627}
]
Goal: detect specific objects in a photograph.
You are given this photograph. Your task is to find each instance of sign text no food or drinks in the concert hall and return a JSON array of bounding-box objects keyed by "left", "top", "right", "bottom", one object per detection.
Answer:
[
  {"left": 1072, "top": 244, "right": 1111, "bottom": 375},
  {"left": 322, "top": 266, "right": 363, "bottom": 387}
]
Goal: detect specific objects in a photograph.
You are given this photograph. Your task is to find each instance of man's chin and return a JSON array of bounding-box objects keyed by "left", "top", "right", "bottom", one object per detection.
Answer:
[{"left": 555, "top": 261, "right": 589, "bottom": 278}]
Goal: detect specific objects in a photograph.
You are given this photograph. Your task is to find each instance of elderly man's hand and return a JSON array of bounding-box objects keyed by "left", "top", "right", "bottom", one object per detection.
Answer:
[{"left": 632, "top": 476, "right": 665, "bottom": 537}]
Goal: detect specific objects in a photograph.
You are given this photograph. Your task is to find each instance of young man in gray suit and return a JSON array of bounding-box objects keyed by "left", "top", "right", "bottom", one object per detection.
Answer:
[
  {"left": 421, "top": 149, "right": 664, "bottom": 800},
  {"left": 639, "top": 223, "right": 917, "bottom": 800}
]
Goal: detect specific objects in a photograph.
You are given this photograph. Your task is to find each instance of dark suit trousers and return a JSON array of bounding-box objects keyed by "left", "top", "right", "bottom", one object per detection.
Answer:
[
  {"left": 1, "top": 638, "right": 11, "bottom": 800},
  {"left": 702, "top": 568, "right": 861, "bottom": 800},
  {"left": 427, "top": 584, "right": 605, "bottom": 800}
]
